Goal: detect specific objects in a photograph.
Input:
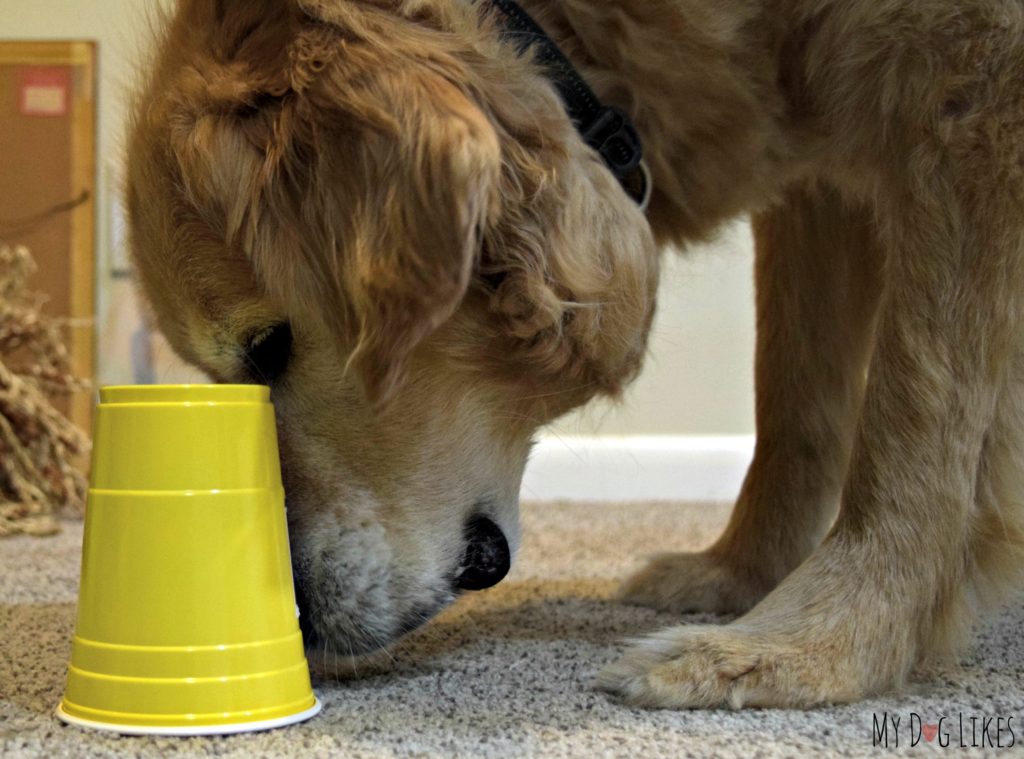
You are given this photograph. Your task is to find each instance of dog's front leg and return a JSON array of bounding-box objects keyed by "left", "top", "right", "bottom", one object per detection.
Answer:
[
  {"left": 599, "top": 171, "right": 1024, "bottom": 707},
  {"left": 621, "top": 186, "right": 884, "bottom": 615}
]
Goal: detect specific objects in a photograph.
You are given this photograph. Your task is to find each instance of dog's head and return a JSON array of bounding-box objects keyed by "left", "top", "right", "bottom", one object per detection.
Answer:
[{"left": 126, "top": 0, "right": 657, "bottom": 655}]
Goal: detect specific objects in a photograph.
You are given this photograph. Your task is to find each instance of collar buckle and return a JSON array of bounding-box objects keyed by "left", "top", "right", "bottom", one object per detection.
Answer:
[
  {"left": 487, "top": 0, "right": 653, "bottom": 209},
  {"left": 580, "top": 106, "right": 644, "bottom": 180}
]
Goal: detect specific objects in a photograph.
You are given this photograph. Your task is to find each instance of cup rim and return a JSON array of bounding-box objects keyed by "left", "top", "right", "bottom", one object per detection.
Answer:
[
  {"left": 55, "top": 697, "right": 321, "bottom": 736},
  {"left": 99, "top": 385, "right": 269, "bottom": 405}
]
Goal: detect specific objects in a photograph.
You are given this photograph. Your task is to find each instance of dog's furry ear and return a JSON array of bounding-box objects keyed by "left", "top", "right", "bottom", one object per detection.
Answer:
[
  {"left": 163, "top": 3, "right": 502, "bottom": 402},
  {"left": 308, "top": 80, "right": 502, "bottom": 403}
]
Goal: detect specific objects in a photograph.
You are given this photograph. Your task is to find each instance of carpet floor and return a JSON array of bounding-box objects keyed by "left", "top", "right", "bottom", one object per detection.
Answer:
[{"left": 2, "top": 500, "right": 1022, "bottom": 758}]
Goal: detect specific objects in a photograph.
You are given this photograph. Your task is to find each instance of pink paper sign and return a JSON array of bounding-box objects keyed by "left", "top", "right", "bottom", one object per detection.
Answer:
[{"left": 18, "top": 66, "right": 70, "bottom": 117}]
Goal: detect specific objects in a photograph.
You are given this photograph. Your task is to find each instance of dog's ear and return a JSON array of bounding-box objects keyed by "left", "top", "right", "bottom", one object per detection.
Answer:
[
  {"left": 162, "top": 4, "right": 502, "bottom": 402},
  {"left": 296, "top": 75, "right": 502, "bottom": 403}
]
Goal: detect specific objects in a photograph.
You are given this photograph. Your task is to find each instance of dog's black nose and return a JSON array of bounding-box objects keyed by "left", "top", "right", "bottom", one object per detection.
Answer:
[{"left": 454, "top": 516, "right": 510, "bottom": 591}]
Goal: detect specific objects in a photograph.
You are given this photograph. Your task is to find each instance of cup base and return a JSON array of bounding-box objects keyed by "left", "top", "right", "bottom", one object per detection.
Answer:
[{"left": 55, "top": 697, "right": 321, "bottom": 736}]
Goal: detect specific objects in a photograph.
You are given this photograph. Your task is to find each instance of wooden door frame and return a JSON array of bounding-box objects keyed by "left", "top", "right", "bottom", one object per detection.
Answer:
[{"left": 0, "top": 41, "right": 96, "bottom": 430}]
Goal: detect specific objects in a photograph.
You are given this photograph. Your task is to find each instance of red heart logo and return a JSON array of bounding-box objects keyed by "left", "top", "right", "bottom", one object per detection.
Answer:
[{"left": 922, "top": 723, "right": 939, "bottom": 743}]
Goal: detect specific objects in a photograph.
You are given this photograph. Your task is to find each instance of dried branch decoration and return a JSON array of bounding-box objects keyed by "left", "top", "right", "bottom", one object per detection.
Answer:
[{"left": 0, "top": 244, "right": 89, "bottom": 536}]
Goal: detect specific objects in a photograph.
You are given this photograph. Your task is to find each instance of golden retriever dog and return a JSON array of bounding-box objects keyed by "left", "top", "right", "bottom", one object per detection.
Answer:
[{"left": 126, "top": 0, "right": 1024, "bottom": 708}]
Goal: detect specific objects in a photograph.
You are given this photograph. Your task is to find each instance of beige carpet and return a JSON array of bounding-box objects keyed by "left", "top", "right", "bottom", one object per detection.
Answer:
[{"left": 2, "top": 501, "right": 1022, "bottom": 758}]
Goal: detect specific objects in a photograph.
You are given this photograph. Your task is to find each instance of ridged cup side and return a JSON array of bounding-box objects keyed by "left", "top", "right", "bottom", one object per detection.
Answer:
[{"left": 90, "top": 386, "right": 279, "bottom": 491}]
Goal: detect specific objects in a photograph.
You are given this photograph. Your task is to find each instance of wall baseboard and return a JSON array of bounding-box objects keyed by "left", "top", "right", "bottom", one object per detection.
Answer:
[{"left": 521, "top": 435, "right": 755, "bottom": 502}]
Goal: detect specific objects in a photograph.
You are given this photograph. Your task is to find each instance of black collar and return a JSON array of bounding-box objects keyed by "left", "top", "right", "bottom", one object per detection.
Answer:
[{"left": 485, "top": 0, "right": 652, "bottom": 210}]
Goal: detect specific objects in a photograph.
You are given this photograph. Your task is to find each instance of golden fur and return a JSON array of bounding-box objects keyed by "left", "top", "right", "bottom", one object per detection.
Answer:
[{"left": 126, "top": 0, "right": 1024, "bottom": 707}]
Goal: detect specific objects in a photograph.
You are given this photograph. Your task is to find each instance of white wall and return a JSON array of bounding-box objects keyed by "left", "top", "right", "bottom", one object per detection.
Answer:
[
  {"left": 550, "top": 224, "right": 756, "bottom": 437},
  {"left": 1, "top": 0, "right": 758, "bottom": 442}
]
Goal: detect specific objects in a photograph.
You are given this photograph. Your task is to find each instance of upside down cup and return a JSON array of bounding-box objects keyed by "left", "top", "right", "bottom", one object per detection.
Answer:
[{"left": 56, "top": 385, "right": 320, "bottom": 735}]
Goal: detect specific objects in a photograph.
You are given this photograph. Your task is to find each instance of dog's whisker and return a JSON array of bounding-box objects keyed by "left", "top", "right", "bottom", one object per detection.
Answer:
[
  {"left": 509, "top": 382, "right": 598, "bottom": 403},
  {"left": 533, "top": 427, "right": 593, "bottom": 467},
  {"left": 490, "top": 414, "right": 545, "bottom": 425}
]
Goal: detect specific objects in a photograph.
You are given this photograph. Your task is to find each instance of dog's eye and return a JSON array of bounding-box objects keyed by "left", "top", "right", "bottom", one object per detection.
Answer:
[{"left": 244, "top": 323, "right": 292, "bottom": 383}]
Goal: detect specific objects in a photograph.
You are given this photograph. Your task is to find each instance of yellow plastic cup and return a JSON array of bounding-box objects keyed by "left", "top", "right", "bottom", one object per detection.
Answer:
[{"left": 56, "top": 385, "right": 320, "bottom": 735}]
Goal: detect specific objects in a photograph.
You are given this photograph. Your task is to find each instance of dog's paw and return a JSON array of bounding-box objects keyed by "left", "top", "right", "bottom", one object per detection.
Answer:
[
  {"left": 596, "top": 624, "right": 863, "bottom": 709},
  {"left": 618, "top": 551, "right": 774, "bottom": 615}
]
